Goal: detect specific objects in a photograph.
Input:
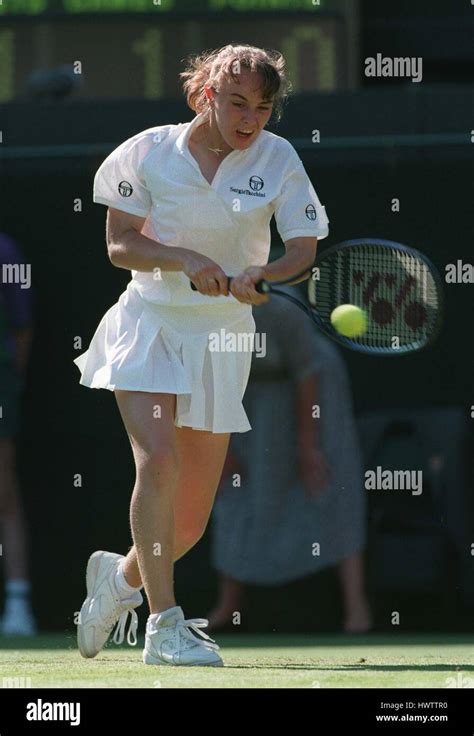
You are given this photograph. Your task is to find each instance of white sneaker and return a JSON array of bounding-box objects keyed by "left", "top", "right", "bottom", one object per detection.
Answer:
[
  {"left": 78, "top": 550, "right": 143, "bottom": 658},
  {"left": 143, "top": 606, "right": 224, "bottom": 667},
  {"left": 1, "top": 607, "right": 37, "bottom": 636}
]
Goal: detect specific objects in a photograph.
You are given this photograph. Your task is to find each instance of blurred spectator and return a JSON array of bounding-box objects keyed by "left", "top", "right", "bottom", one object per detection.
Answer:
[
  {"left": 208, "top": 289, "right": 371, "bottom": 633},
  {"left": 0, "top": 233, "right": 36, "bottom": 636}
]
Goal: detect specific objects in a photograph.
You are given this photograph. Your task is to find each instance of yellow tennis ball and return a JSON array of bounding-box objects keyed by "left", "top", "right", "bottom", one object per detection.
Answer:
[{"left": 330, "top": 304, "right": 367, "bottom": 337}]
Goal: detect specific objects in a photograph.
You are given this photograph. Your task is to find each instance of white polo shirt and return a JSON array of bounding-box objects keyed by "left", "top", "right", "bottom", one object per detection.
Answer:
[{"left": 93, "top": 111, "right": 329, "bottom": 307}]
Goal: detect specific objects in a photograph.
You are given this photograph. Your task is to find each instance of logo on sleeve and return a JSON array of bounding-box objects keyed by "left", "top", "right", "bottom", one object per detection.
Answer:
[
  {"left": 118, "top": 181, "right": 133, "bottom": 197},
  {"left": 305, "top": 204, "right": 317, "bottom": 220}
]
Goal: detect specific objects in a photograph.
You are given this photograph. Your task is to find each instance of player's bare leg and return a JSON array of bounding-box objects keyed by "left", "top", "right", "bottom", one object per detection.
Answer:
[
  {"left": 120, "top": 423, "right": 231, "bottom": 597},
  {"left": 112, "top": 401, "right": 231, "bottom": 667},
  {"left": 78, "top": 393, "right": 230, "bottom": 660},
  {"left": 114, "top": 390, "right": 181, "bottom": 613}
]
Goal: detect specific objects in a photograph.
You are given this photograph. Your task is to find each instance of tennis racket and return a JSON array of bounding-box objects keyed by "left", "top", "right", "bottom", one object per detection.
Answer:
[{"left": 190, "top": 239, "right": 444, "bottom": 356}]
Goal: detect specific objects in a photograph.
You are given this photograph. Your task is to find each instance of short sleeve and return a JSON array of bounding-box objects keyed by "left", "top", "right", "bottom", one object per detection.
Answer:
[
  {"left": 93, "top": 132, "right": 153, "bottom": 217},
  {"left": 273, "top": 159, "right": 329, "bottom": 243}
]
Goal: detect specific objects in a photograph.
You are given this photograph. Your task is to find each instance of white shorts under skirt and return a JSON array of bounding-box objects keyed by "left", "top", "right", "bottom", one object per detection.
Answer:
[{"left": 73, "top": 285, "right": 256, "bottom": 433}]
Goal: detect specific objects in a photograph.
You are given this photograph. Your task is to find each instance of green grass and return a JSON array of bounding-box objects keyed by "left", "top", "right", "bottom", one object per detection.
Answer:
[{"left": 0, "top": 633, "right": 473, "bottom": 688}]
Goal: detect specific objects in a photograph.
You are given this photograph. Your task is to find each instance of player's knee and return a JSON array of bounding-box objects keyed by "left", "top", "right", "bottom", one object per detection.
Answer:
[{"left": 138, "top": 443, "right": 180, "bottom": 486}]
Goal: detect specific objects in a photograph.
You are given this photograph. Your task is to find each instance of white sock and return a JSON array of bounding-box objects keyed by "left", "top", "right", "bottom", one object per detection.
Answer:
[
  {"left": 147, "top": 607, "right": 180, "bottom": 626},
  {"left": 115, "top": 560, "right": 142, "bottom": 595}
]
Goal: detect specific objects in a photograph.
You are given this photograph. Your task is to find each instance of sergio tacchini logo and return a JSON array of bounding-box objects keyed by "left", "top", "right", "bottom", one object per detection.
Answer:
[
  {"left": 230, "top": 175, "right": 266, "bottom": 198},
  {"left": 118, "top": 180, "right": 133, "bottom": 197}
]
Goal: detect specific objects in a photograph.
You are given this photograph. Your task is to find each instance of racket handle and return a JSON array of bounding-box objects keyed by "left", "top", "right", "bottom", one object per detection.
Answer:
[
  {"left": 189, "top": 276, "right": 268, "bottom": 293},
  {"left": 190, "top": 276, "right": 232, "bottom": 291},
  {"left": 255, "top": 280, "right": 271, "bottom": 294}
]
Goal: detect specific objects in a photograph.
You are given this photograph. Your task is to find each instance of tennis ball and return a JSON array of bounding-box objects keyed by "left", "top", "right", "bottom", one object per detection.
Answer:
[{"left": 330, "top": 304, "right": 367, "bottom": 337}]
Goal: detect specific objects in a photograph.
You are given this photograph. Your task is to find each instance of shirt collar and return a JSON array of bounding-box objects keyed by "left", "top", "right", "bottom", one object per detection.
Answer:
[
  {"left": 175, "top": 111, "right": 207, "bottom": 155},
  {"left": 175, "top": 110, "right": 251, "bottom": 159}
]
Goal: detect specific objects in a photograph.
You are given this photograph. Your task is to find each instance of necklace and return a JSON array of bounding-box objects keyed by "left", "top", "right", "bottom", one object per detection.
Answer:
[{"left": 196, "top": 123, "right": 225, "bottom": 155}]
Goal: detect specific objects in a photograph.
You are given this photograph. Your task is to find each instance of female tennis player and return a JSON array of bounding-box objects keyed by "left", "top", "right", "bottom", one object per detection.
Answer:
[{"left": 74, "top": 44, "right": 329, "bottom": 667}]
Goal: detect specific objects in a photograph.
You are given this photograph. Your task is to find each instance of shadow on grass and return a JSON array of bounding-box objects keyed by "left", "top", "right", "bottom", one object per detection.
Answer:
[
  {"left": 1, "top": 631, "right": 474, "bottom": 652},
  {"left": 219, "top": 663, "right": 474, "bottom": 672},
  {"left": 0, "top": 633, "right": 78, "bottom": 650},
  {"left": 213, "top": 633, "right": 474, "bottom": 649}
]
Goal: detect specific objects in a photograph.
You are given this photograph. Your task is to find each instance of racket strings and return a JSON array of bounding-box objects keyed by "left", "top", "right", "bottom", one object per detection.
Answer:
[{"left": 310, "top": 244, "right": 441, "bottom": 351}]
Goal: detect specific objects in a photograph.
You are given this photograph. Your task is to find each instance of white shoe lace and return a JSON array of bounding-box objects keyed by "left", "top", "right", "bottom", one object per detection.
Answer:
[
  {"left": 175, "top": 617, "right": 220, "bottom": 652},
  {"left": 104, "top": 605, "right": 139, "bottom": 646}
]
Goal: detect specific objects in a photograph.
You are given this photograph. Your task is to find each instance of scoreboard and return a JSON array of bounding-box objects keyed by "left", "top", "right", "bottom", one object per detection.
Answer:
[{"left": 0, "top": 0, "right": 357, "bottom": 101}]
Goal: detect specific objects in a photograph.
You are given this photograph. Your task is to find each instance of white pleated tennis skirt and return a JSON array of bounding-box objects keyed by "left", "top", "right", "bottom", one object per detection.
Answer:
[{"left": 73, "top": 284, "right": 256, "bottom": 433}]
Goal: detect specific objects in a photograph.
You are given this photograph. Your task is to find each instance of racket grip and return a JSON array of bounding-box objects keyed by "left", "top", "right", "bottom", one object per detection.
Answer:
[
  {"left": 255, "top": 280, "right": 270, "bottom": 294},
  {"left": 190, "top": 276, "right": 233, "bottom": 292},
  {"left": 189, "top": 276, "right": 268, "bottom": 293}
]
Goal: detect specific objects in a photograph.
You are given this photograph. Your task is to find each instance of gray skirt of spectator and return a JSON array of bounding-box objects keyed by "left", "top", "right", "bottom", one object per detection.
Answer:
[{"left": 210, "top": 296, "right": 367, "bottom": 585}]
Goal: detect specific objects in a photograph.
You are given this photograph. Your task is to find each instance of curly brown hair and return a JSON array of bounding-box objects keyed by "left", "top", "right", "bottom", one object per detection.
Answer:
[{"left": 179, "top": 44, "right": 291, "bottom": 124}]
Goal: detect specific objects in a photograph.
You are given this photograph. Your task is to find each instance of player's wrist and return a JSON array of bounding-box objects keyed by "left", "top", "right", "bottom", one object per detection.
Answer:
[
  {"left": 172, "top": 247, "right": 194, "bottom": 272},
  {"left": 256, "top": 265, "right": 276, "bottom": 282}
]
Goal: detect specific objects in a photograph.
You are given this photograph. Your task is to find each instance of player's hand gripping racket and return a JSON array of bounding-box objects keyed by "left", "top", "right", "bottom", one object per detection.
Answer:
[{"left": 190, "top": 239, "right": 443, "bottom": 356}]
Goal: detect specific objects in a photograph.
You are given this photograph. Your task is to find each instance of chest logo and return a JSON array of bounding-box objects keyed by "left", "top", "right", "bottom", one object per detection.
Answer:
[
  {"left": 118, "top": 181, "right": 133, "bottom": 197},
  {"left": 249, "top": 175, "right": 264, "bottom": 191},
  {"left": 305, "top": 204, "right": 317, "bottom": 220},
  {"left": 229, "top": 174, "right": 266, "bottom": 199}
]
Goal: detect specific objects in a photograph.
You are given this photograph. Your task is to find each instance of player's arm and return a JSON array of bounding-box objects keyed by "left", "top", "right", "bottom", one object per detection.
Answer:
[
  {"left": 106, "top": 208, "right": 187, "bottom": 273},
  {"left": 230, "top": 236, "right": 317, "bottom": 305},
  {"left": 106, "top": 208, "right": 228, "bottom": 294},
  {"left": 262, "top": 236, "right": 318, "bottom": 283}
]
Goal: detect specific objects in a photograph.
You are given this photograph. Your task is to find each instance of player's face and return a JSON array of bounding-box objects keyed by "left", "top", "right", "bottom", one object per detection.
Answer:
[{"left": 209, "top": 69, "right": 274, "bottom": 150}]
